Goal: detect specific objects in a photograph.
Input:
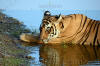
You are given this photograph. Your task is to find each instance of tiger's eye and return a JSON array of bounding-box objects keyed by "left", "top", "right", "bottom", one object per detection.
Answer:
[
  {"left": 47, "top": 27, "right": 50, "bottom": 31},
  {"left": 45, "top": 22, "right": 49, "bottom": 25},
  {"left": 45, "top": 27, "right": 50, "bottom": 33}
]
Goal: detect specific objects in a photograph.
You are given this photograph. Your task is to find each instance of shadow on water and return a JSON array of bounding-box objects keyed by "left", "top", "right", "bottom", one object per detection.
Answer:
[{"left": 22, "top": 43, "right": 100, "bottom": 66}]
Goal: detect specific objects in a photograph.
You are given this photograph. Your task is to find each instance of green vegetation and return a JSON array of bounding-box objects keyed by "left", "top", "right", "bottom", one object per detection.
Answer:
[
  {"left": 0, "top": 11, "right": 31, "bottom": 38},
  {"left": 1, "top": 57, "right": 29, "bottom": 66},
  {"left": 0, "top": 10, "right": 31, "bottom": 66}
]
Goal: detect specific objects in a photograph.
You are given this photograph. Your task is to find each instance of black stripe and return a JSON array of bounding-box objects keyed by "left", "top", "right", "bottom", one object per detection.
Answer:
[
  {"left": 68, "top": 15, "right": 74, "bottom": 20},
  {"left": 93, "top": 46, "right": 97, "bottom": 58},
  {"left": 93, "top": 20, "right": 97, "bottom": 31},
  {"left": 82, "top": 20, "right": 94, "bottom": 45},
  {"left": 74, "top": 14, "right": 76, "bottom": 20},
  {"left": 82, "top": 45, "right": 90, "bottom": 56},
  {"left": 53, "top": 24, "right": 57, "bottom": 35},
  {"left": 60, "top": 22, "right": 64, "bottom": 29},
  {"left": 51, "top": 26, "right": 54, "bottom": 34},
  {"left": 93, "top": 23, "right": 99, "bottom": 46},
  {"left": 68, "top": 15, "right": 73, "bottom": 18},
  {"left": 82, "top": 16, "right": 87, "bottom": 29},
  {"left": 78, "top": 19, "right": 92, "bottom": 44},
  {"left": 78, "top": 15, "right": 84, "bottom": 31},
  {"left": 97, "top": 39, "right": 100, "bottom": 46},
  {"left": 90, "top": 43, "right": 92, "bottom": 46},
  {"left": 76, "top": 15, "right": 87, "bottom": 35}
]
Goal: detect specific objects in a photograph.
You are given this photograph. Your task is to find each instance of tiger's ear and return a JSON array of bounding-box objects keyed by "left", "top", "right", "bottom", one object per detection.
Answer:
[
  {"left": 57, "top": 14, "right": 62, "bottom": 23},
  {"left": 59, "top": 22, "right": 64, "bottom": 29},
  {"left": 44, "top": 11, "right": 51, "bottom": 16},
  {"left": 54, "top": 15, "right": 62, "bottom": 26},
  {"left": 57, "top": 15, "right": 64, "bottom": 29}
]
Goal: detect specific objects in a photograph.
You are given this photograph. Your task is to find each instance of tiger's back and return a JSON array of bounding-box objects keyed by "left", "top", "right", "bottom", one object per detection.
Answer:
[{"left": 72, "top": 14, "right": 100, "bottom": 45}]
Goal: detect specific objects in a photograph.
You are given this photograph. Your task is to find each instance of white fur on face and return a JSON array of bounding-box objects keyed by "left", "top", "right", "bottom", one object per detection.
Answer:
[
  {"left": 46, "top": 23, "right": 60, "bottom": 42},
  {"left": 48, "top": 29, "right": 60, "bottom": 39},
  {"left": 45, "top": 23, "right": 51, "bottom": 29}
]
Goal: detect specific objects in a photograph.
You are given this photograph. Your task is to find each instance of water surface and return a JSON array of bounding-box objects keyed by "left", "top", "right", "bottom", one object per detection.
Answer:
[{"left": 23, "top": 43, "right": 100, "bottom": 66}]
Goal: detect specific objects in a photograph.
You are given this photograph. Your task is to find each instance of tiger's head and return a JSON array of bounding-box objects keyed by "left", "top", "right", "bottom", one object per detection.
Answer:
[{"left": 40, "top": 11, "right": 64, "bottom": 43}]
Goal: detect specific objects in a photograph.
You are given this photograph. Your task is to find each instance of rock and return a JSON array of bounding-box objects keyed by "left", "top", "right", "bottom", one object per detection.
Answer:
[{"left": 25, "top": 56, "right": 34, "bottom": 59}]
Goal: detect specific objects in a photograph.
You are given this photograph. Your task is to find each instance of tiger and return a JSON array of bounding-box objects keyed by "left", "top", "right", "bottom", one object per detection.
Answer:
[{"left": 39, "top": 11, "right": 100, "bottom": 46}]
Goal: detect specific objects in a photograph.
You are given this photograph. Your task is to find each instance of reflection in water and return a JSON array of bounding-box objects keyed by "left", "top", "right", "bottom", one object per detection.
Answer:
[
  {"left": 22, "top": 42, "right": 42, "bottom": 66},
  {"left": 40, "top": 45, "right": 100, "bottom": 66},
  {"left": 22, "top": 42, "right": 100, "bottom": 66}
]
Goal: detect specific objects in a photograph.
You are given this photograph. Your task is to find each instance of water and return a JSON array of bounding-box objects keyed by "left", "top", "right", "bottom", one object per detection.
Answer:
[
  {"left": 23, "top": 43, "right": 100, "bottom": 66},
  {"left": 26, "top": 46, "right": 42, "bottom": 66}
]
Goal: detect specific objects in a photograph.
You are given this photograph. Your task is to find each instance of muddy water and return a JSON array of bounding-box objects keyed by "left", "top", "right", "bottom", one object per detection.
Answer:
[{"left": 23, "top": 43, "right": 100, "bottom": 66}]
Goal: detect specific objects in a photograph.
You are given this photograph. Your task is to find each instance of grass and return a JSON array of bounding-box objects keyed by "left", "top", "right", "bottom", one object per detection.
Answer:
[
  {"left": 0, "top": 43, "right": 26, "bottom": 56},
  {"left": 1, "top": 57, "right": 29, "bottom": 66},
  {"left": 0, "top": 43, "right": 30, "bottom": 66}
]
